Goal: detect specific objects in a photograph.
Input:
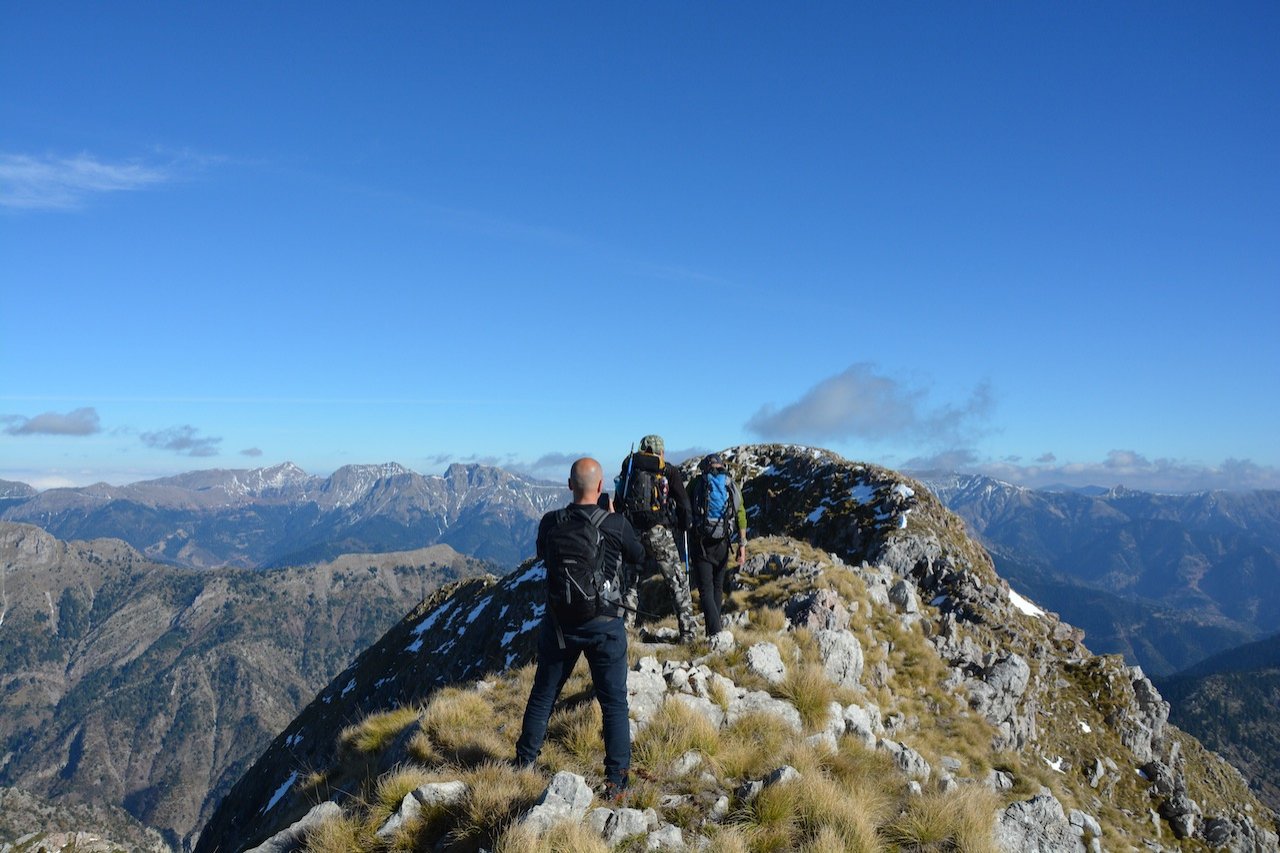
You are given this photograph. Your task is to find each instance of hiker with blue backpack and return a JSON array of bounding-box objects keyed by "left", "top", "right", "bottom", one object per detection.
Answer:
[
  {"left": 515, "top": 457, "right": 645, "bottom": 799},
  {"left": 687, "top": 453, "right": 748, "bottom": 637}
]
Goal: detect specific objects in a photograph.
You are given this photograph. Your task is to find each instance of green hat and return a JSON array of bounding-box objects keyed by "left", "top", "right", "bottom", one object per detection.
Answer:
[{"left": 639, "top": 434, "right": 665, "bottom": 454}]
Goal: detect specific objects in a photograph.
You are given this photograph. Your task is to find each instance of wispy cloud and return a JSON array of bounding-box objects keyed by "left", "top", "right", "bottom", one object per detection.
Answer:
[
  {"left": 140, "top": 425, "right": 221, "bottom": 457},
  {"left": 241, "top": 447, "right": 264, "bottom": 457},
  {"left": 746, "top": 363, "right": 994, "bottom": 447},
  {"left": 906, "top": 448, "right": 1280, "bottom": 492},
  {"left": 2, "top": 407, "right": 101, "bottom": 436},
  {"left": 0, "top": 152, "right": 173, "bottom": 210}
]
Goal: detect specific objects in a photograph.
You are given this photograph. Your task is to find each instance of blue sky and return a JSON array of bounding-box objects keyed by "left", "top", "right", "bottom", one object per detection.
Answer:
[{"left": 2, "top": 3, "right": 1277, "bottom": 493}]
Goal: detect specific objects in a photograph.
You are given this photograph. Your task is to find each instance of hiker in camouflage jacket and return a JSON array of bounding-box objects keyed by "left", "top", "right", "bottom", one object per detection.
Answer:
[{"left": 617, "top": 434, "right": 697, "bottom": 643}]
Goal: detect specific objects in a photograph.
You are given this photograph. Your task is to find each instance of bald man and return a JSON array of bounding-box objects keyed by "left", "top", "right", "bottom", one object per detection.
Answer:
[{"left": 515, "top": 457, "right": 645, "bottom": 799}]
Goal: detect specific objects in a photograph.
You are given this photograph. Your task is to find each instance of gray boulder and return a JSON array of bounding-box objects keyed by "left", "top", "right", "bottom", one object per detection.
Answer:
[
  {"left": 519, "top": 771, "right": 594, "bottom": 836},
  {"left": 784, "top": 587, "right": 851, "bottom": 631},
  {"left": 745, "top": 642, "right": 787, "bottom": 684},
  {"left": 994, "top": 792, "right": 1083, "bottom": 853},
  {"left": 726, "top": 690, "right": 802, "bottom": 732},
  {"left": 815, "top": 628, "right": 864, "bottom": 689},
  {"left": 244, "top": 801, "right": 343, "bottom": 853},
  {"left": 588, "top": 806, "right": 657, "bottom": 845}
]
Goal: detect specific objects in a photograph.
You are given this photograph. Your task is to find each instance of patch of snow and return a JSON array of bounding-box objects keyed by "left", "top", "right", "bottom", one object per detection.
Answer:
[
  {"left": 1009, "top": 589, "right": 1044, "bottom": 617},
  {"left": 1044, "top": 756, "right": 1065, "bottom": 773},
  {"left": 501, "top": 610, "right": 545, "bottom": 647},
  {"left": 890, "top": 484, "right": 915, "bottom": 500},
  {"left": 341, "top": 678, "right": 356, "bottom": 697},
  {"left": 930, "top": 595, "right": 948, "bottom": 607},
  {"left": 1078, "top": 720, "right": 1092, "bottom": 734},
  {"left": 849, "top": 484, "right": 876, "bottom": 504},
  {"left": 807, "top": 506, "right": 826, "bottom": 523},
  {"left": 509, "top": 563, "right": 545, "bottom": 588},
  {"left": 262, "top": 771, "right": 298, "bottom": 814},
  {"left": 285, "top": 733, "right": 303, "bottom": 748},
  {"left": 411, "top": 599, "right": 457, "bottom": 637},
  {"left": 898, "top": 510, "right": 910, "bottom": 529},
  {"left": 466, "top": 595, "right": 493, "bottom": 624}
]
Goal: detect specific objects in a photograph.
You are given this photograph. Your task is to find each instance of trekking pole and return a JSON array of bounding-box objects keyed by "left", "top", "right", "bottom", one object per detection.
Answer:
[
  {"left": 620, "top": 442, "right": 635, "bottom": 504},
  {"left": 684, "top": 530, "right": 690, "bottom": 575}
]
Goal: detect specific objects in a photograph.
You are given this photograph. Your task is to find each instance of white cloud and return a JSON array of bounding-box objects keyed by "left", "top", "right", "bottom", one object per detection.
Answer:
[
  {"left": 2, "top": 407, "right": 102, "bottom": 436},
  {"left": 140, "top": 425, "right": 221, "bottom": 457},
  {"left": 746, "top": 363, "right": 993, "bottom": 446},
  {"left": 0, "top": 152, "right": 172, "bottom": 210}
]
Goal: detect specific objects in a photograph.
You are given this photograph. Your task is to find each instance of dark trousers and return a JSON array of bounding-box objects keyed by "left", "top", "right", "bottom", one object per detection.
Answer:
[
  {"left": 515, "top": 614, "right": 630, "bottom": 785},
  {"left": 691, "top": 535, "right": 730, "bottom": 636}
]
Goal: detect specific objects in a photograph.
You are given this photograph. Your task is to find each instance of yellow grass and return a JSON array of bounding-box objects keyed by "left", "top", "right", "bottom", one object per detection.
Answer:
[
  {"left": 339, "top": 705, "right": 421, "bottom": 756},
  {"left": 633, "top": 698, "right": 722, "bottom": 774},
  {"left": 883, "top": 785, "right": 1000, "bottom": 853}
]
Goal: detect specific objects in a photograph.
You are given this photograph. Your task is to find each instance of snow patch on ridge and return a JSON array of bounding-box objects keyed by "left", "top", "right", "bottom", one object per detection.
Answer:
[{"left": 1009, "top": 589, "right": 1044, "bottom": 617}]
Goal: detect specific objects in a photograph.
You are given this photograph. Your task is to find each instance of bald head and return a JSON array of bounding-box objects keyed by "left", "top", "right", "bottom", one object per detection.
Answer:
[{"left": 569, "top": 457, "right": 604, "bottom": 503}]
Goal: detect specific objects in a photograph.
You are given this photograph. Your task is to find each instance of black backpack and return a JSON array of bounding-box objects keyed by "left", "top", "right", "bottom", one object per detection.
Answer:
[
  {"left": 543, "top": 507, "right": 620, "bottom": 624},
  {"left": 620, "top": 458, "right": 670, "bottom": 528}
]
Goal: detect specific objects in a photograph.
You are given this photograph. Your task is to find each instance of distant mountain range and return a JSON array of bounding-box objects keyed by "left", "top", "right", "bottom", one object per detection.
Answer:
[
  {"left": 7, "top": 464, "right": 1279, "bottom": 679},
  {"left": 0, "top": 463, "right": 564, "bottom": 569},
  {"left": 0, "top": 522, "right": 493, "bottom": 850},
  {"left": 916, "top": 472, "right": 1280, "bottom": 677}
]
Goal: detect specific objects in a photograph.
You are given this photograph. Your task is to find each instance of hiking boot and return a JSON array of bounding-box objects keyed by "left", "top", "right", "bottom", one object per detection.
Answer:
[{"left": 600, "top": 777, "right": 629, "bottom": 804}]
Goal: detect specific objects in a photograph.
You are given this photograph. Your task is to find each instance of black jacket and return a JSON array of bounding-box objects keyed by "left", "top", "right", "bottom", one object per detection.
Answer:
[{"left": 617, "top": 452, "right": 691, "bottom": 532}]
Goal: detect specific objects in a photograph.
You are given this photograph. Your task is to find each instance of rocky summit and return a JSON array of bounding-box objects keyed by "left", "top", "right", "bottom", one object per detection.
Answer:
[{"left": 198, "top": 445, "right": 1278, "bottom": 852}]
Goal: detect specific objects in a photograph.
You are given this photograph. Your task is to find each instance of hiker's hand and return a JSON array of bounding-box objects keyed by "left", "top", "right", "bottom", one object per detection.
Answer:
[{"left": 737, "top": 543, "right": 747, "bottom": 567}]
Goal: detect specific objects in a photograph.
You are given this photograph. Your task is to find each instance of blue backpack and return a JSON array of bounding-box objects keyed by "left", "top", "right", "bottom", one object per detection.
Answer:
[{"left": 695, "top": 472, "right": 733, "bottom": 539}]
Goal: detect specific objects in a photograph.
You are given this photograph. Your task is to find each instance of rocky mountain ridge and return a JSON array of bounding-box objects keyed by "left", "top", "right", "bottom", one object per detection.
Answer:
[
  {"left": 0, "top": 523, "right": 493, "bottom": 850},
  {"left": 198, "top": 445, "right": 1277, "bottom": 852},
  {"left": 0, "top": 463, "right": 563, "bottom": 568}
]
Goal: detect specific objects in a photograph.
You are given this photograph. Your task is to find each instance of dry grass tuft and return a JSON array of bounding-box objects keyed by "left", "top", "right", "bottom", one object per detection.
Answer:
[
  {"left": 633, "top": 698, "right": 722, "bottom": 774},
  {"left": 301, "top": 812, "right": 367, "bottom": 853},
  {"left": 754, "top": 606, "right": 787, "bottom": 633},
  {"left": 702, "top": 825, "right": 751, "bottom": 853},
  {"left": 366, "top": 765, "right": 436, "bottom": 831},
  {"left": 339, "top": 705, "right": 421, "bottom": 757},
  {"left": 793, "top": 773, "right": 889, "bottom": 852},
  {"left": 494, "top": 820, "right": 611, "bottom": 853},
  {"left": 883, "top": 785, "right": 1000, "bottom": 853},
  {"left": 715, "top": 711, "right": 795, "bottom": 781},
  {"left": 540, "top": 698, "right": 604, "bottom": 775},
  {"left": 777, "top": 663, "right": 838, "bottom": 731},
  {"left": 445, "top": 760, "right": 547, "bottom": 847}
]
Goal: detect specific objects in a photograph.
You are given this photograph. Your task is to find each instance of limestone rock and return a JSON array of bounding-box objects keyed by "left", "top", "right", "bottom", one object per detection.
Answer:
[
  {"left": 519, "top": 771, "right": 594, "bottom": 836},
  {"left": 994, "top": 792, "right": 1083, "bottom": 853},
  {"left": 244, "top": 801, "right": 342, "bottom": 853},
  {"left": 745, "top": 642, "right": 787, "bottom": 684}
]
